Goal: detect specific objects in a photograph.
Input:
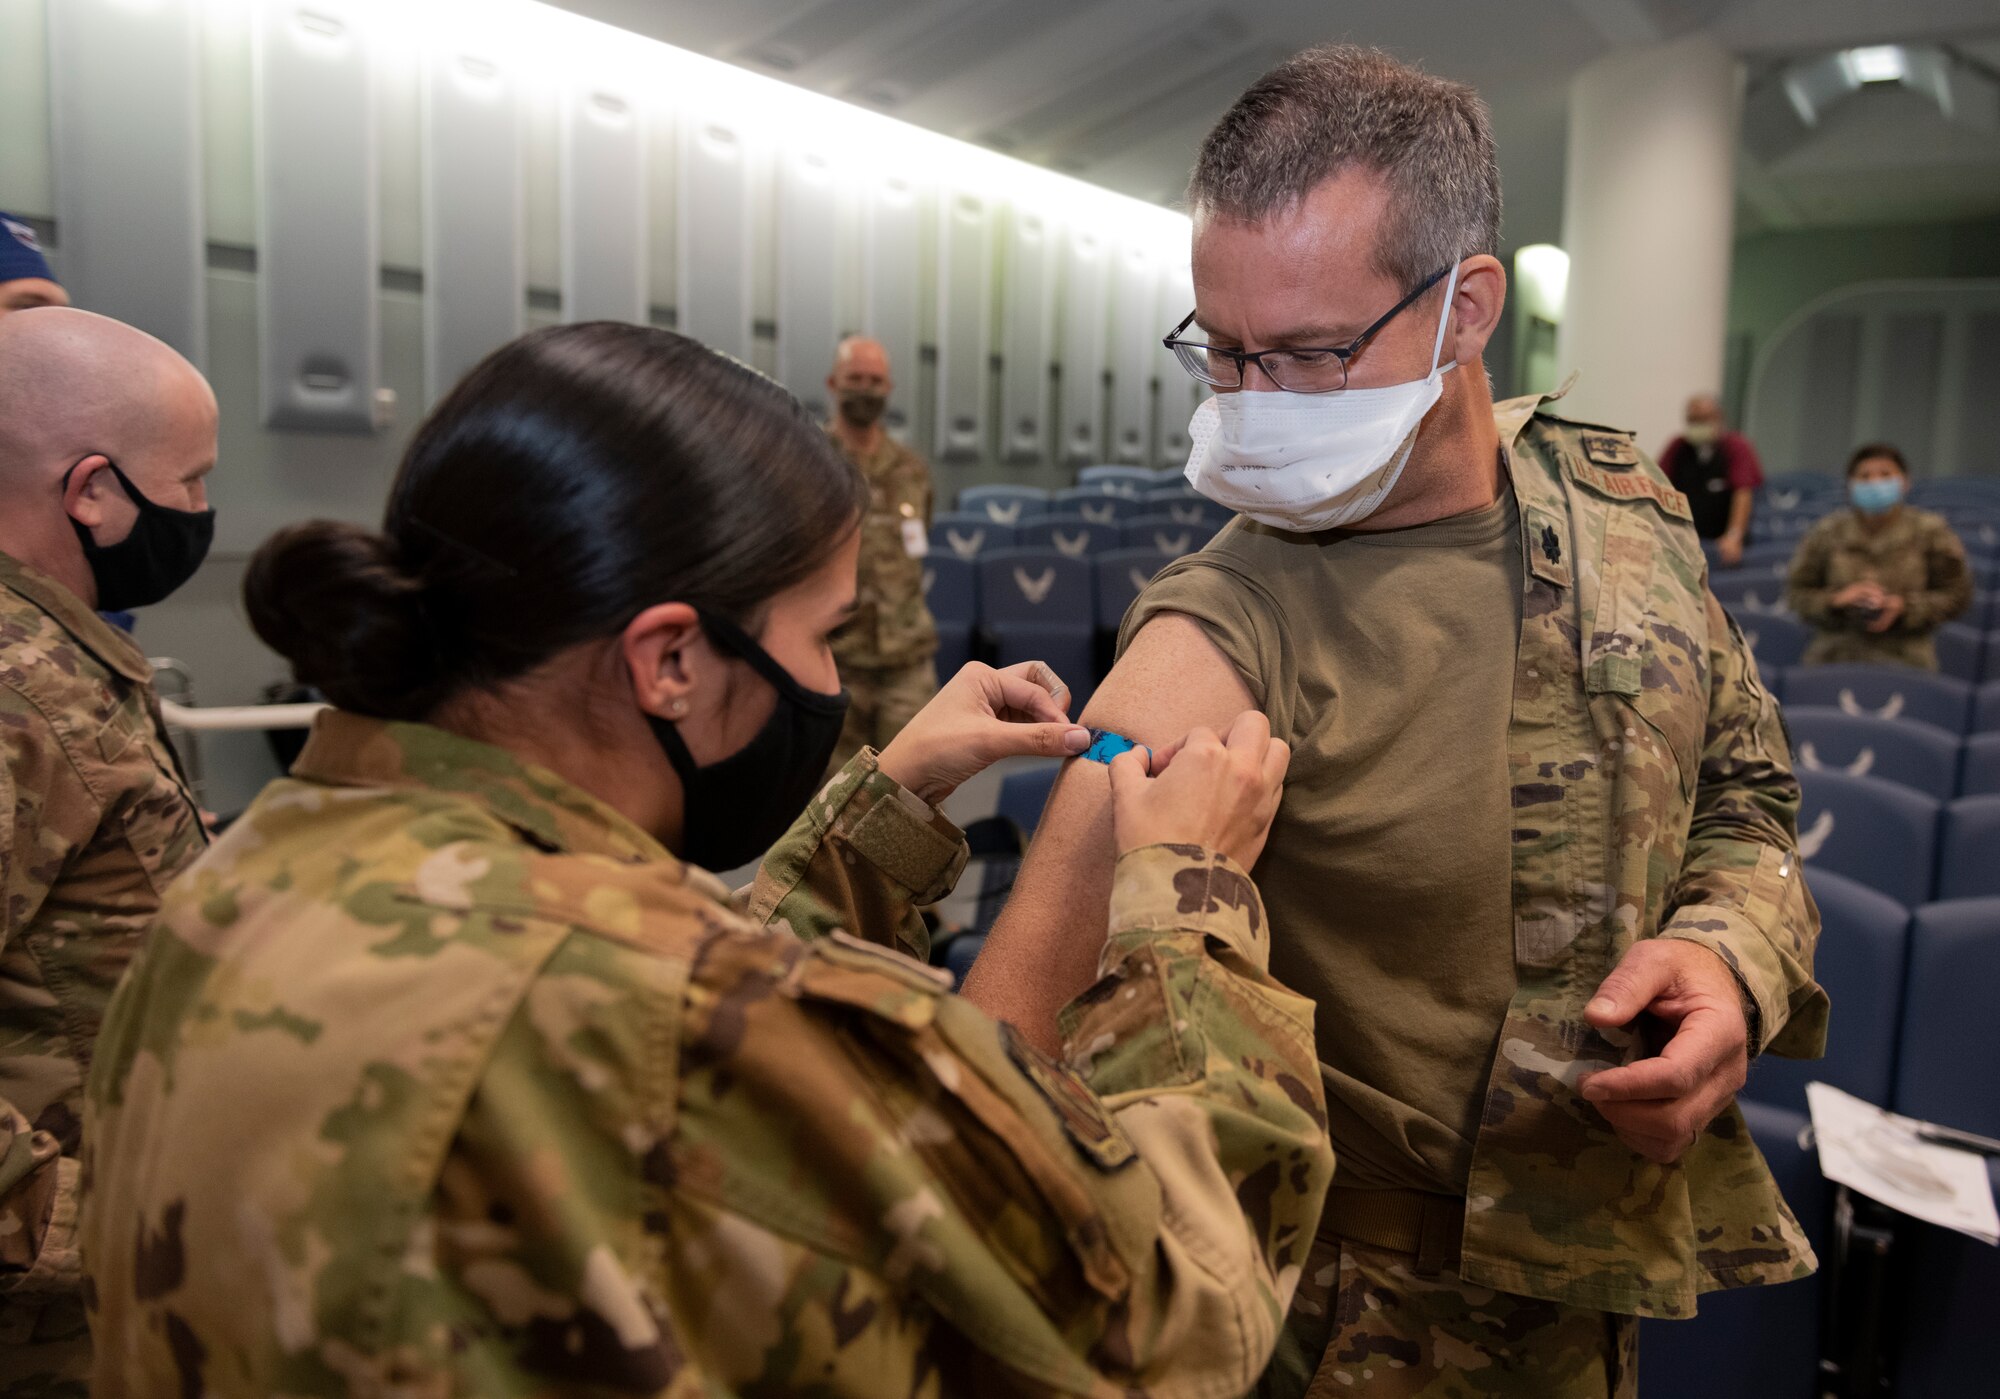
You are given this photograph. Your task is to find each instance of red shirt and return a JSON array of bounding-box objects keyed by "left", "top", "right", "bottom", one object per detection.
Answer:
[{"left": 1659, "top": 430, "right": 1764, "bottom": 493}]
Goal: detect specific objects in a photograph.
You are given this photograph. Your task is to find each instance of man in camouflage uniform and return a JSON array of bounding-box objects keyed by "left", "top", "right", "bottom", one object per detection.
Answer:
[
  {"left": 1786, "top": 453, "right": 1974, "bottom": 669},
  {"left": 0, "top": 308, "right": 217, "bottom": 1394},
  {"left": 967, "top": 47, "right": 1824, "bottom": 1396},
  {"left": 83, "top": 706, "right": 1332, "bottom": 1395},
  {"left": 826, "top": 336, "right": 940, "bottom": 773}
]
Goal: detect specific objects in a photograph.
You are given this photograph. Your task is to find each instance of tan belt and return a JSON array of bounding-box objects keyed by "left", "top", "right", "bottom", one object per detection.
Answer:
[{"left": 1317, "top": 1187, "right": 1466, "bottom": 1279}]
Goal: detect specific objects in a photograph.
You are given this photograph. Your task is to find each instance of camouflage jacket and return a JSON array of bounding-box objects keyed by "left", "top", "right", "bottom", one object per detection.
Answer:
[
  {"left": 82, "top": 711, "right": 1332, "bottom": 1397},
  {"left": 0, "top": 551, "right": 205, "bottom": 1342},
  {"left": 831, "top": 429, "right": 939, "bottom": 670},
  {"left": 1452, "top": 390, "right": 1827, "bottom": 1316},
  {"left": 1785, "top": 505, "right": 1974, "bottom": 669}
]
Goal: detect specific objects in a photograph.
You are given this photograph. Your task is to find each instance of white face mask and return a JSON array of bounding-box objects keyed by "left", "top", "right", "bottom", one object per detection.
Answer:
[{"left": 1184, "top": 262, "right": 1462, "bottom": 533}]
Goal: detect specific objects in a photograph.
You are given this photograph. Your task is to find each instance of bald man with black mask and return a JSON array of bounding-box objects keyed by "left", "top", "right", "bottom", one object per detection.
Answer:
[{"left": 0, "top": 307, "right": 216, "bottom": 1395}]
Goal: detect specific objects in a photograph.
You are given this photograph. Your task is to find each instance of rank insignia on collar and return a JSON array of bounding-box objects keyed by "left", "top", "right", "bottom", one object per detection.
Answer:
[
  {"left": 1540, "top": 523, "right": 1562, "bottom": 566},
  {"left": 1580, "top": 432, "right": 1639, "bottom": 470}
]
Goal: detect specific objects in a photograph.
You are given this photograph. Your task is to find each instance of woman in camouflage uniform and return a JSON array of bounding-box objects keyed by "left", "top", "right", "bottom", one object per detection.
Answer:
[
  {"left": 79, "top": 324, "right": 1330, "bottom": 1398},
  {"left": 1787, "top": 442, "right": 1974, "bottom": 669}
]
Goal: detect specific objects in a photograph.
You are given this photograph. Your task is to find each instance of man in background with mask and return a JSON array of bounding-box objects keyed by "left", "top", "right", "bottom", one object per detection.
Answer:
[
  {"left": 0, "top": 214, "right": 68, "bottom": 319},
  {"left": 1659, "top": 392, "right": 1763, "bottom": 567},
  {"left": 0, "top": 307, "right": 215, "bottom": 1396},
  {"left": 964, "top": 46, "right": 1824, "bottom": 1397},
  {"left": 824, "top": 334, "right": 939, "bottom": 773}
]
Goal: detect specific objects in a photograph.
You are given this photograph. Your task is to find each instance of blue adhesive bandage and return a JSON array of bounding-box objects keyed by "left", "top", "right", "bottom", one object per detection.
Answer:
[{"left": 1078, "top": 728, "right": 1148, "bottom": 765}]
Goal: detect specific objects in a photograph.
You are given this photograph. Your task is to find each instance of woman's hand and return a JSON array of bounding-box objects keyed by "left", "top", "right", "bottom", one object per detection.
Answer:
[
  {"left": 1108, "top": 710, "right": 1289, "bottom": 868},
  {"left": 1866, "top": 593, "right": 1906, "bottom": 632},
  {"left": 1831, "top": 580, "right": 1884, "bottom": 611},
  {"left": 876, "top": 661, "right": 1089, "bottom": 806}
]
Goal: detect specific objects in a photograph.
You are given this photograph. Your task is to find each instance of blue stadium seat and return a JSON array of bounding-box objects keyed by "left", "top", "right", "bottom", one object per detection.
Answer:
[
  {"left": 1745, "top": 868, "right": 1908, "bottom": 1115},
  {"left": 1795, "top": 768, "right": 1941, "bottom": 907},
  {"left": 1094, "top": 549, "right": 1165, "bottom": 634},
  {"left": 1985, "top": 629, "right": 2000, "bottom": 683},
  {"left": 923, "top": 555, "right": 977, "bottom": 678},
  {"left": 1888, "top": 897, "right": 2000, "bottom": 1399},
  {"left": 1144, "top": 481, "right": 1201, "bottom": 504},
  {"left": 1739, "top": 612, "right": 1810, "bottom": 672},
  {"left": 1052, "top": 487, "right": 1148, "bottom": 523},
  {"left": 1937, "top": 796, "right": 2000, "bottom": 900},
  {"left": 1782, "top": 664, "right": 1973, "bottom": 735},
  {"left": 1711, "top": 574, "right": 1790, "bottom": 613},
  {"left": 1123, "top": 513, "right": 1220, "bottom": 557},
  {"left": 929, "top": 513, "right": 1017, "bottom": 561},
  {"left": 1638, "top": 1100, "right": 1827, "bottom": 1399},
  {"left": 1976, "top": 680, "right": 2000, "bottom": 733},
  {"left": 997, "top": 761, "right": 1062, "bottom": 838},
  {"left": 977, "top": 549, "right": 1096, "bottom": 709},
  {"left": 1075, "top": 465, "right": 1153, "bottom": 495},
  {"left": 958, "top": 484, "right": 1050, "bottom": 525},
  {"left": 1961, "top": 733, "right": 2000, "bottom": 796},
  {"left": 1018, "top": 516, "right": 1121, "bottom": 557},
  {"left": 1783, "top": 707, "right": 1962, "bottom": 800},
  {"left": 1934, "top": 621, "right": 1987, "bottom": 684},
  {"left": 1151, "top": 495, "right": 1231, "bottom": 529},
  {"left": 1731, "top": 541, "right": 1798, "bottom": 573}
]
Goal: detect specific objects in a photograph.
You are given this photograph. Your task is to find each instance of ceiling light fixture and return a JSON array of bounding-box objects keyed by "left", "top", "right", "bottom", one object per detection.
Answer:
[{"left": 1841, "top": 45, "right": 1908, "bottom": 85}]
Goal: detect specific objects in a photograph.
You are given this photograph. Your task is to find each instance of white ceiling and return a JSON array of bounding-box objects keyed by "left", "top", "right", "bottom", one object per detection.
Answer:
[{"left": 557, "top": 0, "right": 2000, "bottom": 245}]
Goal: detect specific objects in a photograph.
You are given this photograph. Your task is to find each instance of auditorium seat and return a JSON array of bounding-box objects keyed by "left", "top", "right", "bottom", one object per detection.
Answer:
[
  {"left": 1711, "top": 574, "right": 1789, "bottom": 613},
  {"left": 1019, "top": 516, "right": 1121, "bottom": 557},
  {"left": 1637, "top": 1100, "right": 1826, "bottom": 1399},
  {"left": 1888, "top": 897, "right": 2000, "bottom": 1399},
  {"left": 1095, "top": 549, "right": 1165, "bottom": 634},
  {"left": 1144, "top": 481, "right": 1202, "bottom": 505},
  {"left": 1977, "top": 680, "right": 2000, "bottom": 733},
  {"left": 1053, "top": 487, "right": 1149, "bottom": 524},
  {"left": 1783, "top": 664, "right": 1974, "bottom": 735},
  {"left": 1740, "top": 612, "right": 1810, "bottom": 672},
  {"left": 977, "top": 549, "right": 1096, "bottom": 709},
  {"left": 1795, "top": 768, "right": 1940, "bottom": 907},
  {"left": 1123, "top": 513, "right": 1221, "bottom": 557},
  {"left": 1784, "top": 708, "right": 1962, "bottom": 800},
  {"left": 923, "top": 556, "right": 977, "bottom": 678},
  {"left": 929, "top": 513, "right": 1017, "bottom": 560},
  {"left": 1075, "top": 464, "right": 1153, "bottom": 495},
  {"left": 1936, "top": 796, "right": 2000, "bottom": 900},
  {"left": 1985, "top": 629, "right": 2000, "bottom": 683},
  {"left": 1961, "top": 733, "right": 2000, "bottom": 796},
  {"left": 997, "top": 760, "right": 1062, "bottom": 838},
  {"left": 1934, "top": 622, "right": 1987, "bottom": 684},
  {"left": 1153, "top": 496, "right": 1232, "bottom": 529},
  {"left": 1745, "top": 868, "right": 1907, "bottom": 1115},
  {"left": 958, "top": 484, "right": 1049, "bottom": 525}
]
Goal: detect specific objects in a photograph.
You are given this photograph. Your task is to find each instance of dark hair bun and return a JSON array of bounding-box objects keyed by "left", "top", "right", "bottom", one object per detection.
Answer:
[{"left": 244, "top": 520, "right": 442, "bottom": 719}]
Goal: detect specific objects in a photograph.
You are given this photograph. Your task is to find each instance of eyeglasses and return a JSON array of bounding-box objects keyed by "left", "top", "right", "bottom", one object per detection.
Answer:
[{"left": 1161, "top": 265, "right": 1452, "bottom": 394}]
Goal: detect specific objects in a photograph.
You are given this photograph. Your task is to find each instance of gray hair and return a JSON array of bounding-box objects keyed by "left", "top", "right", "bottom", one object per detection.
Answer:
[{"left": 1187, "top": 45, "right": 1502, "bottom": 294}]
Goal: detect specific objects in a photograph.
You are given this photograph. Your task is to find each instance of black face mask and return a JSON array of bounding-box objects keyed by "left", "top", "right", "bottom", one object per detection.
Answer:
[
  {"left": 64, "top": 459, "right": 216, "bottom": 611},
  {"left": 649, "top": 610, "right": 850, "bottom": 871},
  {"left": 836, "top": 390, "right": 888, "bottom": 429}
]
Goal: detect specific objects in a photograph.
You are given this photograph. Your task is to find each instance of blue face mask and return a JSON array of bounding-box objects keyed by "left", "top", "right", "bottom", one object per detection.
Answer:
[{"left": 1850, "top": 478, "right": 1903, "bottom": 517}]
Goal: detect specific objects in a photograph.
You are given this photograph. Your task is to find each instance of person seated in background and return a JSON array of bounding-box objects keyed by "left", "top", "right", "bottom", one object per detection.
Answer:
[
  {"left": 1659, "top": 392, "right": 1763, "bottom": 567},
  {"left": 81, "top": 323, "right": 1332, "bottom": 1398},
  {"left": 1787, "top": 442, "right": 1973, "bottom": 670},
  {"left": 824, "top": 335, "right": 939, "bottom": 775},
  {"left": 0, "top": 214, "right": 68, "bottom": 318},
  {"left": 0, "top": 307, "right": 215, "bottom": 1396}
]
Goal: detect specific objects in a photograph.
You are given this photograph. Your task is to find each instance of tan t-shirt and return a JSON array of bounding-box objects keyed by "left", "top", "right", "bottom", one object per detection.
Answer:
[{"left": 1120, "top": 492, "right": 1523, "bottom": 1194}]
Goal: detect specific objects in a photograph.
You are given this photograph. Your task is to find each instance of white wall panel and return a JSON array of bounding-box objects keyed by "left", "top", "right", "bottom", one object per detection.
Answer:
[
  {"left": 561, "top": 81, "right": 646, "bottom": 324},
  {"left": 677, "top": 115, "right": 753, "bottom": 359},
  {"left": 48, "top": 0, "right": 206, "bottom": 366},
  {"left": 999, "top": 205, "right": 1057, "bottom": 463},
  {"left": 422, "top": 38, "right": 523, "bottom": 407},
  {"left": 1059, "top": 226, "right": 1109, "bottom": 465},
  {"left": 863, "top": 171, "right": 924, "bottom": 438},
  {"left": 1108, "top": 239, "right": 1156, "bottom": 464},
  {"left": 1154, "top": 260, "right": 1201, "bottom": 467},
  {"left": 255, "top": 0, "right": 379, "bottom": 431},
  {"left": 774, "top": 143, "right": 841, "bottom": 415},
  {"left": 934, "top": 188, "right": 994, "bottom": 463}
]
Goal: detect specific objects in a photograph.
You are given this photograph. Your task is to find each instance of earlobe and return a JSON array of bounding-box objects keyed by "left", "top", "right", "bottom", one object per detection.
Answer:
[{"left": 621, "top": 601, "right": 704, "bottom": 721}]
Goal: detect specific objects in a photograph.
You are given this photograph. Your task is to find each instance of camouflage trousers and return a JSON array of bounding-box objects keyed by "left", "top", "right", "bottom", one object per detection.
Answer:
[
  {"left": 1260, "top": 1231, "right": 1638, "bottom": 1398},
  {"left": 830, "top": 656, "right": 938, "bottom": 776},
  {"left": 0, "top": 1296, "right": 92, "bottom": 1399},
  {"left": 1800, "top": 630, "right": 1938, "bottom": 670}
]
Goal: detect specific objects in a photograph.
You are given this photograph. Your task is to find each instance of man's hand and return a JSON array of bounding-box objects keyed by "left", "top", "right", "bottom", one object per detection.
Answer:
[
  {"left": 1579, "top": 940, "right": 1750, "bottom": 1164},
  {"left": 1715, "top": 533, "right": 1745, "bottom": 568},
  {"left": 1866, "top": 593, "right": 1906, "bottom": 633},
  {"left": 1830, "top": 580, "right": 1884, "bottom": 612}
]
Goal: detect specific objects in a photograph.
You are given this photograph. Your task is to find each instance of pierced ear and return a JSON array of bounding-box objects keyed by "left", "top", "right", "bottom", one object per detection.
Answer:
[{"left": 621, "top": 602, "right": 704, "bottom": 721}]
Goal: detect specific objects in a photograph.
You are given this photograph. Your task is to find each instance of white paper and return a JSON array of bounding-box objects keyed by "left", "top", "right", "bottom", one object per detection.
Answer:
[
  {"left": 901, "top": 518, "right": 929, "bottom": 559},
  {"left": 1807, "top": 1082, "right": 1999, "bottom": 1245}
]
